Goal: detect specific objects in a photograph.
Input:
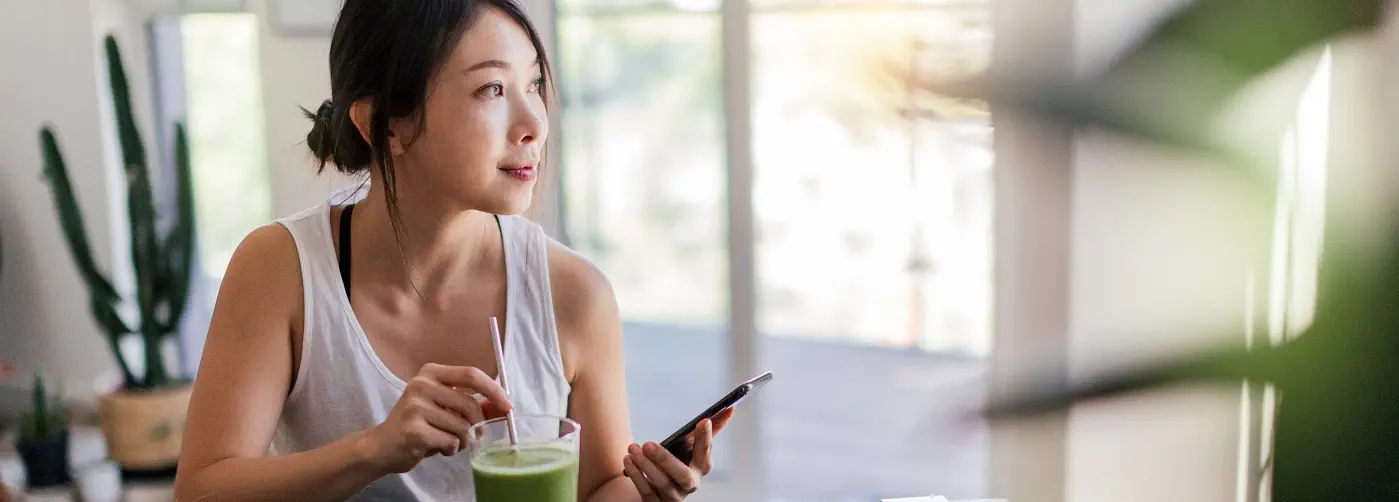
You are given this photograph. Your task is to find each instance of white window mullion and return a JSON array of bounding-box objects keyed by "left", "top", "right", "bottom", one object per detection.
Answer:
[{"left": 722, "top": 0, "right": 762, "bottom": 497}]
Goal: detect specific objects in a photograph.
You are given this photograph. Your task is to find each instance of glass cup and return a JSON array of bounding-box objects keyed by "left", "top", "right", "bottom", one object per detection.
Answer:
[{"left": 467, "top": 414, "right": 582, "bottom": 502}]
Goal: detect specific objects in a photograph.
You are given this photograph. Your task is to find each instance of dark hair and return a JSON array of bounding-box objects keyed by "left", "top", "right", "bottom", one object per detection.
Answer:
[{"left": 302, "top": 0, "right": 553, "bottom": 226}]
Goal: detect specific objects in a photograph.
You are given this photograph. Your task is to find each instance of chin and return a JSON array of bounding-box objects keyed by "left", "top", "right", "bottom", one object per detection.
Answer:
[{"left": 479, "top": 193, "right": 535, "bottom": 216}]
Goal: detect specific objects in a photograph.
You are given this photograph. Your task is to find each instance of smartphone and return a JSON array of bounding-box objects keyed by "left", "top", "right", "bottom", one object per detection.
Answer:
[{"left": 659, "top": 371, "right": 774, "bottom": 464}]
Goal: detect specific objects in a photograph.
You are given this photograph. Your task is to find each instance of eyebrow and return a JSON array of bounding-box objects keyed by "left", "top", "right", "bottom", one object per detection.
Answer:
[{"left": 464, "top": 57, "right": 542, "bottom": 73}]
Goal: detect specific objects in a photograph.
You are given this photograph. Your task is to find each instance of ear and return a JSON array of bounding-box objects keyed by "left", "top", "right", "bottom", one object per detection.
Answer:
[
  {"left": 349, "top": 98, "right": 375, "bottom": 147},
  {"left": 350, "top": 98, "right": 409, "bottom": 156}
]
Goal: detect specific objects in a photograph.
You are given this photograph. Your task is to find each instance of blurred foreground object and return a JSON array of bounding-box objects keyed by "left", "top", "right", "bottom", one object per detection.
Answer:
[{"left": 924, "top": 0, "right": 1399, "bottom": 500}]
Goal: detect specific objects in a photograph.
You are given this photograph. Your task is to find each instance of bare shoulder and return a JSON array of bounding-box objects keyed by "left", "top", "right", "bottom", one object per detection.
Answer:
[
  {"left": 214, "top": 223, "right": 303, "bottom": 328},
  {"left": 179, "top": 222, "right": 306, "bottom": 473},
  {"left": 229, "top": 223, "right": 299, "bottom": 271},
  {"left": 545, "top": 237, "right": 622, "bottom": 382},
  {"left": 546, "top": 237, "right": 617, "bottom": 319}
]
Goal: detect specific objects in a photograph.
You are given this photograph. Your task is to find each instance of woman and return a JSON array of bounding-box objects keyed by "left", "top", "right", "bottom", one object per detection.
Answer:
[{"left": 171, "top": 0, "right": 731, "bottom": 500}]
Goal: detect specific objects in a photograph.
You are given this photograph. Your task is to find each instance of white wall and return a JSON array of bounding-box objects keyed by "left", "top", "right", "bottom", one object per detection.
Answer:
[{"left": 247, "top": 0, "right": 349, "bottom": 219}]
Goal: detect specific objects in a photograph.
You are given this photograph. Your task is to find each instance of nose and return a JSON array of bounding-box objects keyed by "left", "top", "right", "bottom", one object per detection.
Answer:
[{"left": 510, "top": 94, "right": 548, "bottom": 146}]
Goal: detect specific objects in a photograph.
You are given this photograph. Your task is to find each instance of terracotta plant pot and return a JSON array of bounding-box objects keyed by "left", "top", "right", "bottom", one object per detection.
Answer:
[
  {"left": 15, "top": 430, "right": 71, "bottom": 488},
  {"left": 97, "top": 384, "right": 191, "bottom": 470}
]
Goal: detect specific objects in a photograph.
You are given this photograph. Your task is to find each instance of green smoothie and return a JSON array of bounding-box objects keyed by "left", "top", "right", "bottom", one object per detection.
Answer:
[{"left": 471, "top": 443, "right": 579, "bottom": 502}]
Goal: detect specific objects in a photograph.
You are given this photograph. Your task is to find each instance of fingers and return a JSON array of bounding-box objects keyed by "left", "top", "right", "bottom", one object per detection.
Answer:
[
  {"left": 419, "top": 363, "right": 513, "bottom": 413},
  {"left": 406, "top": 415, "right": 462, "bottom": 457},
  {"left": 410, "top": 376, "right": 486, "bottom": 424},
  {"left": 478, "top": 394, "right": 508, "bottom": 420},
  {"left": 647, "top": 440, "right": 701, "bottom": 493},
  {"left": 407, "top": 397, "right": 474, "bottom": 453},
  {"left": 711, "top": 407, "right": 736, "bottom": 433},
  {"left": 623, "top": 455, "right": 659, "bottom": 501},
  {"left": 689, "top": 419, "right": 715, "bottom": 474},
  {"left": 405, "top": 376, "right": 486, "bottom": 452},
  {"left": 631, "top": 443, "right": 688, "bottom": 501}
]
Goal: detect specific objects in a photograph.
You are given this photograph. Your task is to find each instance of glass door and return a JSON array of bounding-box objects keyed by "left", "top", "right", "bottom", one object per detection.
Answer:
[
  {"left": 748, "top": 2, "right": 994, "bottom": 500},
  {"left": 556, "top": 0, "right": 995, "bottom": 498}
]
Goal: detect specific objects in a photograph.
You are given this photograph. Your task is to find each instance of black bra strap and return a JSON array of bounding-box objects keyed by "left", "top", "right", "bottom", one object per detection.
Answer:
[
  {"left": 337, "top": 209, "right": 500, "bottom": 303},
  {"left": 339, "top": 204, "right": 355, "bottom": 299}
]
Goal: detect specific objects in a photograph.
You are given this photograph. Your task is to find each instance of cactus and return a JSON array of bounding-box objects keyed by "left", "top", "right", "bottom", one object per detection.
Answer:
[
  {"left": 19, "top": 373, "right": 67, "bottom": 442},
  {"left": 38, "top": 34, "right": 196, "bottom": 390}
]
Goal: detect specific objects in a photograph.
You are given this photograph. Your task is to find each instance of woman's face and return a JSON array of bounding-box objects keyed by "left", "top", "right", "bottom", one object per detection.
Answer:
[{"left": 388, "top": 6, "right": 548, "bottom": 216}]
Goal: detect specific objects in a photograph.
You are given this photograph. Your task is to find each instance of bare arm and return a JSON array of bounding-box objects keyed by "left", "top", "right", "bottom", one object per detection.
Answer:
[
  {"left": 545, "top": 241, "right": 639, "bottom": 501},
  {"left": 548, "top": 240, "right": 735, "bottom": 502},
  {"left": 172, "top": 225, "right": 390, "bottom": 501}
]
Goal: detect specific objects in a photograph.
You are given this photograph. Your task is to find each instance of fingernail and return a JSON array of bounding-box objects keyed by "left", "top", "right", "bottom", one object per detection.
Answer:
[
  {"left": 629, "top": 444, "right": 641, "bottom": 455},
  {"left": 644, "top": 443, "right": 660, "bottom": 455}
]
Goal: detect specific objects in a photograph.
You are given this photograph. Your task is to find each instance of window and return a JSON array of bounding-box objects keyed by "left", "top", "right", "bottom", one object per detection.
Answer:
[
  {"left": 557, "top": 0, "right": 994, "bottom": 498},
  {"left": 179, "top": 13, "right": 272, "bottom": 282},
  {"left": 147, "top": 12, "right": 270, "bottom": 374},
  {"left": 556, "top": 3, "right": 735, "bottom": 475},
  {"left": 558, "top": 11, "right": 727, "bottom": 328},
  {"left": 751, "top": 3, "right": 992, "bottom": 354}
]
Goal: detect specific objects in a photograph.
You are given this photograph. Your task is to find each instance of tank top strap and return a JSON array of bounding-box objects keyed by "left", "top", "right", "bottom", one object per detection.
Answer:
[{"left": 498, "top": 215, "right": 569, "bottom": 413}]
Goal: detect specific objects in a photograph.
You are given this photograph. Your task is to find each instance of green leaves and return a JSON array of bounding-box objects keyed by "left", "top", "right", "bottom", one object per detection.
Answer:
[
  {"left": 39, "top": 128, "right": 120, "bottom": 303},
  {"left": 40, "top": 127, "right": 138, "bottom": 386},
  {"left": 19, "top": 373, "right": 66, "bottom": 441},
  {"left": 104, "top": 35, "right": 147, "bottom": 172},
  {"left": 963, "top": 0, "right": 1394, "bottom": 419},
  {"left": 927, "top": 0, "right": 1383, "bottom": 156},
  {"left": 935, "top": 0, "right": 1398, "bottom": 498},
  {"left": 157, "top": 123, "right": 197, "bottom": 335}
]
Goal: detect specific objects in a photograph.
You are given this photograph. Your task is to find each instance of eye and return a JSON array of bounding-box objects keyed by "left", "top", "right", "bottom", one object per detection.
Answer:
[
  {"left": 477, "top": 82, "right": 505, "bottom": 98},
  {"left": 529, "top": 75, "right": 545, "bottom": 93}
]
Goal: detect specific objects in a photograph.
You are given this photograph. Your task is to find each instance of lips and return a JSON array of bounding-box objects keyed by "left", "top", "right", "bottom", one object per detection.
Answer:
[{"left": 500, "top": 163, "right": 537, "bottom": 182}]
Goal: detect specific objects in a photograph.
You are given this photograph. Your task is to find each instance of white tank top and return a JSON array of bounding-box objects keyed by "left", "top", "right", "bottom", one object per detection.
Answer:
[{"left": 267, "top": 188, "right": 571, "bottom": 501}]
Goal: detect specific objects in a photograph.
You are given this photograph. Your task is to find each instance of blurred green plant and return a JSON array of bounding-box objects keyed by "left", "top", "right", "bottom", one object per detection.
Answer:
[
  {"left": 926, "top": 0, "right": 1396, "bottom": 500},
  {"left": 19, "top": 373, "right": 66, "bottom": 442},
  {"left": 38, "top": 34, "right": 197, "bottom": 391}
]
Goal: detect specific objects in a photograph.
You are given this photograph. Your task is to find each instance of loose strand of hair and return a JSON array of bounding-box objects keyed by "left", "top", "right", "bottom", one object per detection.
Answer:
[{"left": 373, "top": 141, "right": 427, "bottom": 302}]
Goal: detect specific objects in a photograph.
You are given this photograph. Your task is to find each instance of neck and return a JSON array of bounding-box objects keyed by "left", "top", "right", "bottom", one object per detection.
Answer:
[{"left": 351, "top": 179, "right": 500, "bottom": 297}]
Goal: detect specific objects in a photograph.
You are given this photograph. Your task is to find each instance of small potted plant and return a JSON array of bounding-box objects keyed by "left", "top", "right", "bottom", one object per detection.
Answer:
[{"left": 15, "top": 373, "right": 71, "bottom": 489}]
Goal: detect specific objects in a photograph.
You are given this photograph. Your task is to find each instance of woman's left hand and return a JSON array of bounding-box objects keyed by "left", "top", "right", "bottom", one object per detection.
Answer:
[{"left": 622, "top": 408, "right": 735, "bottom": 501}]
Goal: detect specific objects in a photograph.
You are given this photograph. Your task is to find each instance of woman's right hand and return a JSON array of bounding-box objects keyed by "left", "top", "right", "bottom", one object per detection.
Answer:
[{"left": 362, "top": 363, "right": 514, "bottom": 474}]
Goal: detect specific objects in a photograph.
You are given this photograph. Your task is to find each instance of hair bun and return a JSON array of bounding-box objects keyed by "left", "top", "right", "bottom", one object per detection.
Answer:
[
  {"left": 303, "top": 99, "right": 337, "bottom": 162},
  {"left": 313, "top": 99, "right": 335, "bottom": 126}
]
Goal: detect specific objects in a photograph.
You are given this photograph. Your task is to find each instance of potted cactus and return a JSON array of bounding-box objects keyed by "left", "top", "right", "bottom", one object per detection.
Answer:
[
  {"left": 38, "top": 33, "right": 196, "bottom": 475},
  {"left": 15, "top": 373, "right": 71, "bottom": 489}
]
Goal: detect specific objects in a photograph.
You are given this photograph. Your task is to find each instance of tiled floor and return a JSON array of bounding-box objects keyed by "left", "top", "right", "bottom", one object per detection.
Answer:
[{"left": 621, "top": 322, "right": 990, "bottom": 502}]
